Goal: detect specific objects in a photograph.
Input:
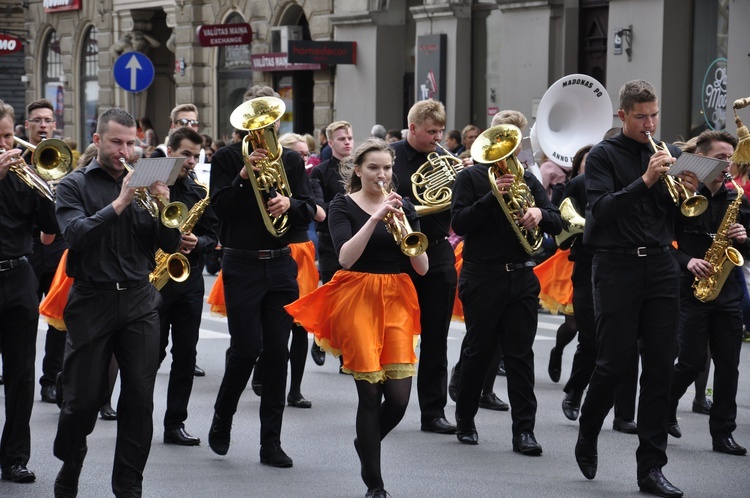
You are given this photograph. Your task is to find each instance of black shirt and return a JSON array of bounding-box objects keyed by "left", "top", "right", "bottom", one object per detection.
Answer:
[
  {"left": 309, "top": 156, "right": 345, "bottom": 234},
  {"left": 0, "top": 173, "right": 57, "bottom": 259},
  {"left": 451, "top": 163, "right": 562, "bottom": 265},
  {"left": 168, "top": 175, "right": 220, "bottom": 269},
  {"left": 55, "top": 160, "right": 181, "bottom": 282},
  {"left": 209, "top": 141, "right": 315, "bottom": 250},
  {"left": 584, "top": 132, "right": 682, "bottom": 249}
]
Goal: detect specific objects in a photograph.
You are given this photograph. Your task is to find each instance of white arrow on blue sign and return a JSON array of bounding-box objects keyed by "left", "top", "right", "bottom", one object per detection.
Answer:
[{"left": 113, "top": 51, "right": 155, "bottom": 93}]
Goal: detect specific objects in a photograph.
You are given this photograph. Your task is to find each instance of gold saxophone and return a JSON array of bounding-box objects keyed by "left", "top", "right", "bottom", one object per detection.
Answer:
[
  {"left": 150, "top": 171, "right": 211, "bottom": 291},
  {"left": 692, "top": 173, "right": 745, "bottom": 302}
]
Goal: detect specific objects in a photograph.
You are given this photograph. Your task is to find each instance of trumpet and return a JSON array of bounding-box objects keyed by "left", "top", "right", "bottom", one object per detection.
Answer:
[
  {"left": 645, "top": 131, "right": 707, "bottom": 217},
  {"left": 378, "top": 181, "right": 428, "bottom": 257},
  {"left": 119, "top": 157, "right": 188, "bottom": 227},
  {"left": 1, "top": 136, "right": 72, "bottom": 201}
]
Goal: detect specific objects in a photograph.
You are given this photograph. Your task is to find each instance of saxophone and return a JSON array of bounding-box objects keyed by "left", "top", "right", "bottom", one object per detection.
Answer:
[
  {"left": 150, "top": 170, "right": 211, "bottom": 291},
  {"left": 692, "top": 173, "right": 745, "bottom": 302}
]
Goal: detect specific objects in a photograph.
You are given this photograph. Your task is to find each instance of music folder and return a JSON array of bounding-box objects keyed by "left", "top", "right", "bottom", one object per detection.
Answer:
[
  {"left": 127, "top": 157, "right": 186, "bottom": 188},
  {"left": 667, "top": 152, "right": 727, "bottom": 183}
]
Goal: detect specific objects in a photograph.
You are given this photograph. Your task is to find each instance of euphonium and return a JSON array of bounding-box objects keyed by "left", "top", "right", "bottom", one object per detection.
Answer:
[
  {"left": 1, "top": 136, "right": 72, "bottom": 201},
  {"left": 645, "top": 131, "right": 708, "bottom": 217},
  {"left": 378, "top": 181, "right": 428, "bottom": 257},
  {"left": 555, "top": 196, "right": 585, "bottom": 248},
  {"left": 470, "top": 124, "right": 543, "bottom": 255},
  {"left": 229, "top": 96, "right": 292, "bottom": 237},
  {"left": 692, "top": 173, "right": 745, "bottom": 303},
  {"left": 410, "top": 146, "right": 464, "bottom": 216}
]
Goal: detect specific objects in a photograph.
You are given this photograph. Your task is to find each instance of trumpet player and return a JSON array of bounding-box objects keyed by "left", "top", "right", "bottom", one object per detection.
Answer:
[
  {"left": 668, "top": 130, "right": 748, "bottom": 456},
  {"left": 0, "top": 100, "right": 58, "bottom": 485}
]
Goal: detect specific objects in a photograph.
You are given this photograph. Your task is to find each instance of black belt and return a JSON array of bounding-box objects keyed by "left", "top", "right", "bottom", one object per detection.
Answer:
[
  {"left": 75, "top": 279, "right": 149, "bottom": 291},
  {"left": 430, "top": 236, "right": 448, "bottom": 247},
  {"left": 597, "top": 246, "right": 671, "bottom": 257},
  {"left": 224, "top": 247, "right": 291, "bottom": 260},
  {"left": 0, "top": 256, "right": 28, "bottom": 272},
  {"left": 464, "top": 260, "right": 536, "bottom": 272}
]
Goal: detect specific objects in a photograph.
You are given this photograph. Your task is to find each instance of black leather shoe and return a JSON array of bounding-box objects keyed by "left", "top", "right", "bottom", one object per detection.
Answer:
[
  {"left": 420, "top": 417, "right": 456, "bottom": 434},
  {"left": 365, "top": 487, "right": 389, "bottom": 498},
  {"left": 448, "top": 365, "right": 458, "bottom": 402},
  {"left": 310, "top": 343, "right": 326, "bottom": 366},
  {"left": 562, "top": 390, "right": 583, "bottom": 421},
  {"left": 548, "top": 346, "right": 562, "bottom": 383},
  {"left": 54, "top": 446, "right": 87, "bottom": 497},
  {"left": 612, "top": 417, "right": 638, "bottom": 434},
  {"left": 497, "top": 358, "right": 506, "bottom": 376},
  {"left": 287, "top": 393, "right": 312, "bottom": 408},
  {"left": 456, "top": 418, "right": 478, "bottom": 445},
  {"left": 99, "top": 406, "right": 117, "bottom": 421},
  {"left": 208, "top": 413, "right": 231, "bottom": 455},
  {"left": 574, "top": 432, "right": 597, "bottom": 480},
  {"left": 260, "top": 443, "right": 293, "bottom": 468},
  {"left": 164, "top": 427, "right": 201, "bottom": 446},
  {"left": 512, "top": 432, "right": 543, "bottom": 456},
  {"left": 41, "top": 384, "right": 57, "bottom": 404},
  {"left": 2, "top": 463, "right": 35, "bottom": 483},
  {"left": 692, "top": 397, "right": 712, "bottom": 415},
  {"left": 638, "top": 468, "right": 683, "bottom": 497},
  {"left": 712, "top": 436, "right": 747, "bottom": 455},
  {"left": 478, "top": 392, "right": 510, "bottom": 411},
  {"left": 667, "top": 422, "right": 682, "bottom": 439},
  {"left": 193, "top": 365, "right": 206, "bottom": 377}
]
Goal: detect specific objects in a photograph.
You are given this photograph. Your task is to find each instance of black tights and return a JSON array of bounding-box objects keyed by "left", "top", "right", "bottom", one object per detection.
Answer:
[
  {"left": 288, "top": 324, "right": 308, "bottom": 397},
  {"left": 354, "top": 377, "right": 412, "bottom": 490},
  {"left": 555, "top": 315, "right": 578, "bottom": 351}
]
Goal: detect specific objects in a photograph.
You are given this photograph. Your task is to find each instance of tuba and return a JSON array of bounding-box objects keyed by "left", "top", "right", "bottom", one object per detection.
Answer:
[
  {"left": 2, "top": 136, "right": 73, "bottom": 201},
  {"left": 471, "top": 124, "right": 543, "bottom": 254},
  {"left": 230, "top": 96, "right": 292, "bottom": 237},
  {"left": 378, "top": 181, "right": 428, "bottom": 257},
  {"left": 554, "top": 196, "right": 585, "bottom": 248},
  {"left": 410, "top": 146, "right": 464, "bottom": 216}
]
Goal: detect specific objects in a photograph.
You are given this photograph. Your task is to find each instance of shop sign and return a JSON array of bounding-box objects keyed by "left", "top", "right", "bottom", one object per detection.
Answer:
[
  {"left": 701, "top": 58, "right": 727, "bottom": 130},
  {"left": 416, "top": 34, "right": 446, "bottom": 103},
  {"left": 251, "top": 53, "right": 322, "bottom": 72},
  {"left": 0, "top": 34, "right": 23, "bottom": 55},
  {"left": 287, "top": 41, "right": 356, "bottom": 65},
  {"left": 196, "top": 23, "right": 252, "bottom": 47},
  {"left": 44, "top": 0, "right": 81, "bottom": 13}
]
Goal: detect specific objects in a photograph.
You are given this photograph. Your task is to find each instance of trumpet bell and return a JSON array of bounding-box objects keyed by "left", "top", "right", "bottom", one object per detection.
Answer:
[
  {"left": 33, "top": 138, "right": 73, "bottom": 181},
  {"left": 681, "top": 194, "right": 708, "bottom": 217},
  {"left": 401, "top": 231, "right": 429, "bottom": 257},
  {"left": 470, "top": 124, "right": 522, "bottom": 165}
]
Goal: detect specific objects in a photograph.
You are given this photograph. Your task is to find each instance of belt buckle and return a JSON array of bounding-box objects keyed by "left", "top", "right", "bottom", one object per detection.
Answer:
[
  {"left": 636, "top": 247, "right": 647, "bottom": 257},
  {"left": 504, "top": 263, "right": 515, "bottom": 272},
  {"left": 258, "top": 250, "right": 272, "bottom": 260},
  {"left": 0, "top": 261, "right": 10, "bottom": 272},
  {"left": 116, "top": 282, "right": 127, "bottom": 291}
]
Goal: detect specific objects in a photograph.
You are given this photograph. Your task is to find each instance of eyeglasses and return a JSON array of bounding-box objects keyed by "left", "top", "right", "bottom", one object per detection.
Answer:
[
  {"left": 29, "top": 118, "right": 54, "bottom": 125},
  {"left": 175, "top": 118, "right": 199, "bottom": 127}
]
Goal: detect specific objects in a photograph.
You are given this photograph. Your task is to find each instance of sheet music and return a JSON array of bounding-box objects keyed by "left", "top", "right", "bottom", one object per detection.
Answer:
[
  {"left": 667, "top": 152, "right": 727, "bottom": 183},
  {"left": 127, "top": 157, "right": 186, "bottom": 188},
  {"left": 517, "top": 137, "right": 534, "bottom": 168}
]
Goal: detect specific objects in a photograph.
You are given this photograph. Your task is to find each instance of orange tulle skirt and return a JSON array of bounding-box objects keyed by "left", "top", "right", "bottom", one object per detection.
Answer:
[
  {"left": 39, "top": 249, "right": 72, "bottom": 331},
  {"left": 452, "top": 241, "right": 464, "bottom": 321},
  {"left": 284, "top": 270, "right": 421, "bottom": 383},
  {"left": 534, "top": 248, "right": 574, "bottom": 315},
  {"left": 207, "top": 271, "right": 226, "bottom": 317}
]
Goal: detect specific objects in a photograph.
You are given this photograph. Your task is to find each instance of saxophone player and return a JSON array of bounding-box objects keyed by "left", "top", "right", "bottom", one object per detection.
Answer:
[
  {"left": 158, "top": 126, "right": 219, "bottom": 446},
  {"left": 668, "top": 130, "right": 748, "bottom": 456}
]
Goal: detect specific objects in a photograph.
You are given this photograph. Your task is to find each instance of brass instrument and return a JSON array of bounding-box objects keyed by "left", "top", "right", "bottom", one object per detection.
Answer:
[
  {"left": 555, "top": 196, "right": 585, "bottom": 248},
  {"left": 410, "top": 147, "right": 464, "bottom": 216},
  {"left": 692, "top": 173, "right": 745, "bottom": 302},
  {"left": 119, "top": 157, "right": 188, "bottom": 228},
  {"left": 378, "top": 181, "right": 428, "bottom": 257},
  {"left": 230, "top": 96, "right": 292, "bottom": 237},
  {"left": 471, "top": 124, "right": 543, "bottom": 255},
  {"left": 150, "top": 170, "right": 211, "bottom": 291},
  {"left": 645, "top": 131, "right": 708, "bottom": 217},
  {"left": 1, "top": 136, "right": 72, "bottom": 201}
]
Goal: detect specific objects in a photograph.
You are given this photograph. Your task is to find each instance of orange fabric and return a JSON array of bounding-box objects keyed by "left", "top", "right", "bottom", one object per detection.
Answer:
[
  {"left": 39, "top": 249, "right": 72, "bottom": 331},
  {"left": 534, "top": 248, "right": 574, "bottom": 315},
  {"left": 452, "top": 241, "right": 464, "bottom": 321},
  {"left": 290, "top": 240, "right": 319, "bottom": 297},
  {"left": 207, "top": 271, "right": 227, "bottom": 317},
  {"left": 284, "top": 270, "right": 420, "bottom": 383}
]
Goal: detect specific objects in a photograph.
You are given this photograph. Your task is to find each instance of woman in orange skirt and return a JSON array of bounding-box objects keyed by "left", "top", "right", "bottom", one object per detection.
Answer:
[{"left": 285, "top": 139, "right": 427, "bottom": 498}]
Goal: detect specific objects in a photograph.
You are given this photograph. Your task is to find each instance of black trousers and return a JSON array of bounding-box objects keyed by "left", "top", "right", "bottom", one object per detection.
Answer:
[
  {"left": 580, "top": 251, "right": 679, "bottom": 481},
  {"left": 214, "top": 251, "right": 297, "bottom": 446},
  {"left": 456, "top": 262, "right": 539, "bottom": 437},
  {"left": 0, "top": 263, "right": 38, "bottom": 470},
  {"left": 670, "top": 276, "right": 743, "bottom": 439},
  {"left": 158, "top": 269, "right": 204, "bottom": 430},
  {"left": 409, "top": 240, "right": 456, "bottom": 422}
]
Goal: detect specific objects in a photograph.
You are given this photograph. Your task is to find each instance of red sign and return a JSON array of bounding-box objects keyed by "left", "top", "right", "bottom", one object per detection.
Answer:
[
  {"left": 0, "top": 34, "right": 23, "bottom": 55},
  {"left": 251, "top": 53, "right": 322, "bottom": 72},
  {"left": 288, "top": 41, "right": 357, "bottom": 65},
  {"left": 196, "top": 23, "right": 252, "bottom": 47},
  {"left": 487, "top": 107, "right": 499, "bottom": 116},
  {"left": 44, "top": 0, "right": 81, "bottom": 13}
]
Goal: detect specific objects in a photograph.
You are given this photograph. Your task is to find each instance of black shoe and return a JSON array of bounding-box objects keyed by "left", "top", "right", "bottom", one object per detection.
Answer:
[
  {"left": 637, "top": 468, "right": 683, "bottom": 497},
  {"left": 548, "top": 347, "right": 562, "bottom": 383},
  {"left": 574, "top": 431, "right": 598, "bottom": 480},
  {"left": 41, "top": 384, "right": 57, "bottom": 404},
  {"left": 365, "top": 487, "right": 389, "bottom": 498},
  {"left": 208, "top": 413, "right": 231, "bottom": 455},
  {"left": 478, "top": 392, "right": 510, "bottom": 411},
  {"left": 692, "top": 397, "right": 712, "bottom": 415},
  {"left": 667, "top": 422, "right": 682, "bottom": 439},
  {"left": 164, "top": 427, "right": 201, "bottom": 446},
  {"left": 310, "top": 343, "right": 326, "bottom": 366},
  {"left": 0, "top": 374, "right": 3, "bottom": 385},
  {"left": 54, "top": 446, "right": 86, "bottom": 497},
  {"left": 496, "top": 359, "right": 506, "bottom": 376},
  {"left": 512, "top": 432, "right": 543, "bottom": 456},
  {"left": 99, "top": 406, "right": 117, "bottom": 421},
  {"left": 193, "top": 365, "right": 206, "bottom": 377},
  {"left": 1, "top": 462, "right": 36, "bottom": 483},
  {"left": 456, "top": 418, "right": 478, "bottom": 445},
  {"left": 448, "top": 365, "right": 458, "bottom": 402},
  {"left": 612, "top": 417, "right": 638, "bottom": 434},
  {"left": 420, "top": 417, "right": 457, "bottom": 434},
  {"left": 562, "top": 390, "right": 583, "bottom": 421},
  {"left": 287, "top": 393, "right": 312, "bottom": 409},
  {"left": 712, "top": 436, "right": 747, "bottom": 455},
  {"left": 260, "top": 443, "right": 293, "bottom": 468}
]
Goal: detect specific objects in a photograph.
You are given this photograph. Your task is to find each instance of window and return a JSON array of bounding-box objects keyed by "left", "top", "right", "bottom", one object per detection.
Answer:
[
  {"left": 79, "top": 26, "right": 99, "bottom": 148},
  {"left": 42, "top": 30, "right": 64, "bottom": 133}
]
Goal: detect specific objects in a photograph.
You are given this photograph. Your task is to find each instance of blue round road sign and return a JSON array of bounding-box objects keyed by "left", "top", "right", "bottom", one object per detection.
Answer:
[{"left": 113, "top": 51, "right": 155, "bottom": 93}]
